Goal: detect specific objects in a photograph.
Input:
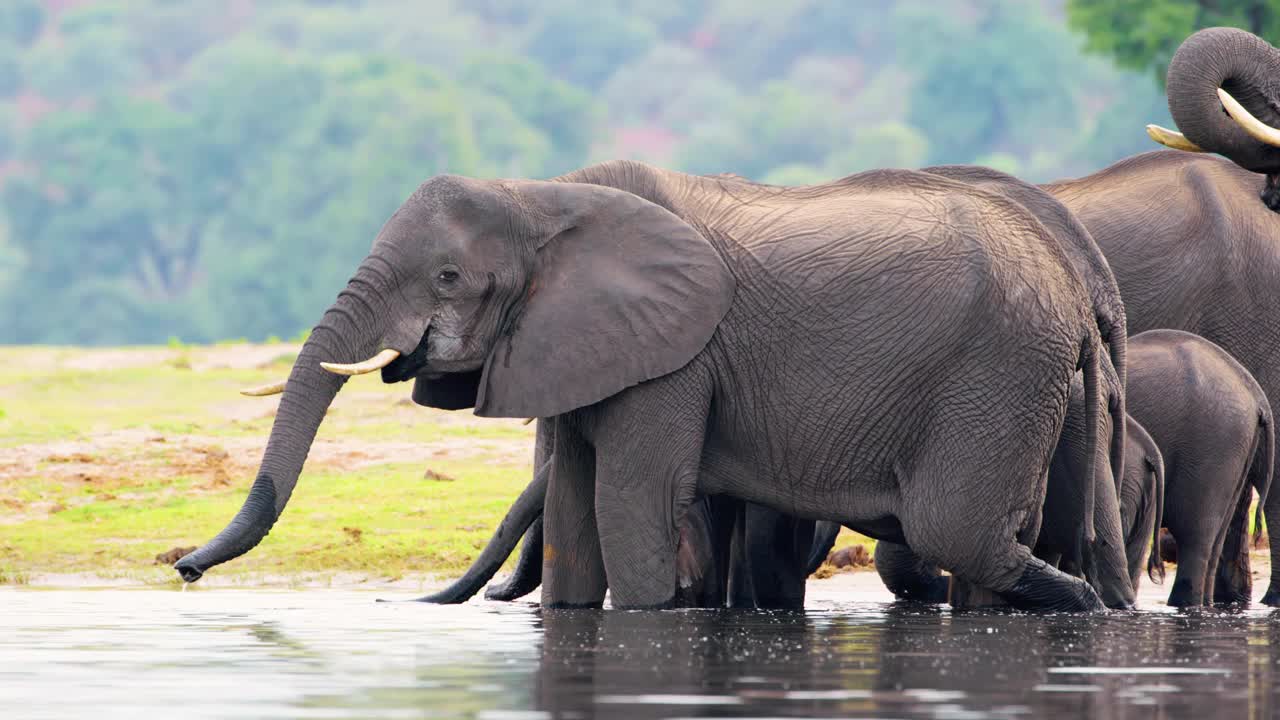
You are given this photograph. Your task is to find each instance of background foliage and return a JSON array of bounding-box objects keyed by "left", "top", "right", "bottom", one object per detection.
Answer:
[{"left": 0, "top": 0, "right": 1265, "bottom": 344}]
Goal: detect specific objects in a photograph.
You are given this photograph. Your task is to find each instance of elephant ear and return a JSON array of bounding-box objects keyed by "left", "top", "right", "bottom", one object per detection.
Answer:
[{"left": 474, "top": 181, "right": 735, "bottom": 418}]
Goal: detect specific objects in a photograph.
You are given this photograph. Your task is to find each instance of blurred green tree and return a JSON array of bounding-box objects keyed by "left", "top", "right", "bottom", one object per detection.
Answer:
[{"left": 1067, "top": 0, "right": 1280, "bottom": 84}]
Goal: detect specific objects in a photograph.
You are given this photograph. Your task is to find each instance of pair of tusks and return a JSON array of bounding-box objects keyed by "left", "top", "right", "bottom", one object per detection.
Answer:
[
  {"left": 1147, "top": 88, "right": 1280, "bottom": 152},
  {"left": 236, "top": 349, "right": 539, "bottom": 425}
]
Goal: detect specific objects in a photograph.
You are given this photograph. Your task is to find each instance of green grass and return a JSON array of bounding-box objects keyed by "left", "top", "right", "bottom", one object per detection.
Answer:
[
  {"left": 0, "top": 343, "right": 538, "bottom": 585},
  {"left": 0, "top": 461, "right": 533, "bottom": 582}
]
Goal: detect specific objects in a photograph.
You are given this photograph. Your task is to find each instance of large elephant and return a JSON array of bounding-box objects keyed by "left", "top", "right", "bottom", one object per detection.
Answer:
[
  {"left": 176, "top": 160, "right": 1112, "bottom": 611},
  {"left": 420, "top": 165, "right": 1134, "bottom": 609}
]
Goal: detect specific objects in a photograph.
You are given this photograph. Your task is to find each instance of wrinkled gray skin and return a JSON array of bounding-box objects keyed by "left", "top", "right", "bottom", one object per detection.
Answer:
[
  {"left": 1046, "top": 151, "right": 1280, "bottom": 605},
  {"left": 449, "top": 151, "right": 1280, "bottom": 610},
  {"left": 434, "top": 165, "right": 1131, "bottom": 609},
  {"left": 818, "top": 407, "right": 1163, "bottom": 609},
  {"left": 1165, "top": 27, "right": 1280, "bottom": 210},
  {"left": 1117, "top": 417, "right": 1166, "bottom": 593},
  {"left": 1124, "top": 329, "right": 1273, "bottom": 607},
  {"left": 176, "top": 160, "right": 1109, "bottom": 611},
  {"left": 1034, "top": 378, "right": 1136, "bottom": 605},
  {"left": 855, "top": 330, "right": 1276, "bottom": 609}
]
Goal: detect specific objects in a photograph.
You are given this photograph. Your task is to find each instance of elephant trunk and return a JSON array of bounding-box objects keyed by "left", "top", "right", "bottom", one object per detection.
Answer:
[
  {"left": 805, "top": 521, "right": 841, "bottom": 577},
  {"left": 414, "top": 456, "right": 550, "bottom": 603},
  {"left": 1166, "top": 27, "right": 1280, "bottom": 174},
  {"left": 175, "top": 260, "right": 399, "bottom": 582}
]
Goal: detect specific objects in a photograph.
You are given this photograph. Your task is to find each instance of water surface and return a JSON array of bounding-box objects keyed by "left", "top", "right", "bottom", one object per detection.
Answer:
[{"left": 3, "top": 585, "right": 1279, "bottom": 719}]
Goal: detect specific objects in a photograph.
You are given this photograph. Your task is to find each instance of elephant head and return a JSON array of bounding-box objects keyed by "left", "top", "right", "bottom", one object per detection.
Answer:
[
  {"left": 175, "top": 173, "right": 735, "bottom": 582},
  {"left": 1149, "top": 27, "right": 1280, "bottom": 208}
]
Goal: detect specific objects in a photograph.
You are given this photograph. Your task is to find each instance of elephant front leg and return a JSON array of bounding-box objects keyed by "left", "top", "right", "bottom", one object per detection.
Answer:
[
  {"left": 541, "top": 421, "right": 607, "bottom": 609},
  {"left": 591, "top": 373, "right": 712, "bottom": 610},
  {"left": 594, "top": 462, "right": 698, "bottom": 610}
]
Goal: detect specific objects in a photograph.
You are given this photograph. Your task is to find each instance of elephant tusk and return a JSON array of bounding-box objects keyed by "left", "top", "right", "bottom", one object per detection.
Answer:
[
  {"left": 1145, "top": 124, "right": 1206, "bottom": 153},
  {"left": 1217, "top": 88, "right": 1280, "bottom": 148},
  {"left": 320, "top": 348, "right": 401, "bottom": 376},
  {"left": 240, "top": 380, "right": 286, "bottom": 397}
]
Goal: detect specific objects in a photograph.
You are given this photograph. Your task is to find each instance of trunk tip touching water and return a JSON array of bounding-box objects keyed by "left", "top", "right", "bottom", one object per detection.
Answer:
[{"left": 173, "top": 473, "right": 280, "bottom": 583}]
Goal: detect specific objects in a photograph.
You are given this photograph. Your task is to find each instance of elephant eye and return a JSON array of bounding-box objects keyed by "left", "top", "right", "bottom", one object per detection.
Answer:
[{"left": 438, "top": 269, "right": 460, "bottom": 283}]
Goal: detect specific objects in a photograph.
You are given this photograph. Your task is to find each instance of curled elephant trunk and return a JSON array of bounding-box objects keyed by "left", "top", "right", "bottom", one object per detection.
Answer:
[
  {"left": 1165, "top": 27, "right": 1280, "bottom": 175},
  {"left": 175, "top": 262, "right": 404, "bottom": 582}
]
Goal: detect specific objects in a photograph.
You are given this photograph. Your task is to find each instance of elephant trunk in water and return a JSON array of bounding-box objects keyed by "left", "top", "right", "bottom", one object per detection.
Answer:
[
  {"left": 1164, "top": 27, "right": 1280, "bottom": 209},
  {"left": 175, "top": 260, "right": 405, "bottom": 582},
  {"left": 413, "top": 457, "right": 549, "bottom": 603}
]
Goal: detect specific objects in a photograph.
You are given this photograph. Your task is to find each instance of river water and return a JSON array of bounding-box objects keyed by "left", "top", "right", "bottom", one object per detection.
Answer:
[{"left": 3, "top": 582, "right": 1278, "bottom": 719}]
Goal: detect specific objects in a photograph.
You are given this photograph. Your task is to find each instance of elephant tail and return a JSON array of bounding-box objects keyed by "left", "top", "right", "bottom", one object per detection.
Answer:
[
  {"left": 1146, "top": 446, "right": 1167, "bottom": 583},
  {"left": 1251, "top": 407, "right": 1274, "bottom": 547},
  {"left": 1076, "top": 331, "right": 1102, "bottom": 588},
  {"left": 1105, "top": 340, "right": 1127, "bottom": 498},
  {"left": 805, "top": 521, "right": 842, "bottom": 576},
  {"left": 1099, "top": 305, "right": 1128, "bottom": 495},
  {"left": 412, "top": 456, "right": 549, "bottom": 604}
]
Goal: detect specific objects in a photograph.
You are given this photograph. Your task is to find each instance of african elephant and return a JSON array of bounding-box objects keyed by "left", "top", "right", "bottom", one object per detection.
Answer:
[
  {"left": 176, "top": 159, "right": 1112, "bottom": 611},
  {"left": 425, "top": 164, "right": 1133, "bottom": 609},
  {"left": 1062, "top": 154, "right": 1280, "bottom": 601},
  {"left": 1124, "top": 329, "right": 1272, "bottom": 607}
]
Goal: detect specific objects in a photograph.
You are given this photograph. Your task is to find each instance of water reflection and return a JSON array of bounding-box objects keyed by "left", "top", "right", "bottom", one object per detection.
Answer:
[{"left": 2, "top": 590, "right": 1279, "bottom": 719}]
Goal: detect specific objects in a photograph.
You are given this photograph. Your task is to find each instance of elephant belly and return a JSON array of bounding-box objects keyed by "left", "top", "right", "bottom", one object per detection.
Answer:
[{"left": 697, "top": 440, "right": 902, "bottom": 534}]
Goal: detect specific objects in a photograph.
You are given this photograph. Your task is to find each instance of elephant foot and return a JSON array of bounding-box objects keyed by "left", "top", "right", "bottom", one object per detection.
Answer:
[
  {"left": 1212, "top": 575, "right": 1251, "bottom": 606},
  {"left": 1263, "top": 173, "right": 1280, "bottom": 213},
  {"left": 998, "top": 557, "right": 1106, "bottom": 613},
  {"left": 1260, "top": 587, "right": 1280, "bottom": 607},
  {"left": 1166, "top": 577, "right": 1204, "bottom": 608}
]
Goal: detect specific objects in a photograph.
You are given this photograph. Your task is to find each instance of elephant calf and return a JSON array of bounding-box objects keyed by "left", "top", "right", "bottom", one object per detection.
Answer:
[{"left": 1125, "top": 329, "right": 1274, "bottom": 607}]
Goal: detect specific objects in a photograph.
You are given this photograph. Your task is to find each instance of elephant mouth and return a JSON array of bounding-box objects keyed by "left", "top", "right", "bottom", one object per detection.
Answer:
[
  {"left": 380, "top": 328, "right": 483, "bottom": 382},
  {"left": 381, "top": 327, "right": 432, "bottom": 383}
]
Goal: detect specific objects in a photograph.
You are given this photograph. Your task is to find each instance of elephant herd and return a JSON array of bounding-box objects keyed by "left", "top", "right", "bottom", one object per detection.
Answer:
[{"left": 175, "top": 28, "right": 1280, "bottom": 613}]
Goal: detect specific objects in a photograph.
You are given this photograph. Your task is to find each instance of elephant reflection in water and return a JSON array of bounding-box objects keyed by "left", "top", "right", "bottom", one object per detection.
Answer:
[
  {"left": 532, "top": 607, "right": 860, "bottom": 718},
  {"left": 530, "top": 603, "right": 1280, "bottom": 718}
]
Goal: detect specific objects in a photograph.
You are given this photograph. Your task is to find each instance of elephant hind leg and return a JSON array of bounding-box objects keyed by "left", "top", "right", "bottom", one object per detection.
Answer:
[
  {"left": 1165, "top": 530, "right": 1213, "bottom": 607},
  {"left": 903, "top": 469, "right": 1104, "bottom": 613},
  {"left": 1214, "top": 484, "right": 1254, "bottom": 605}
]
